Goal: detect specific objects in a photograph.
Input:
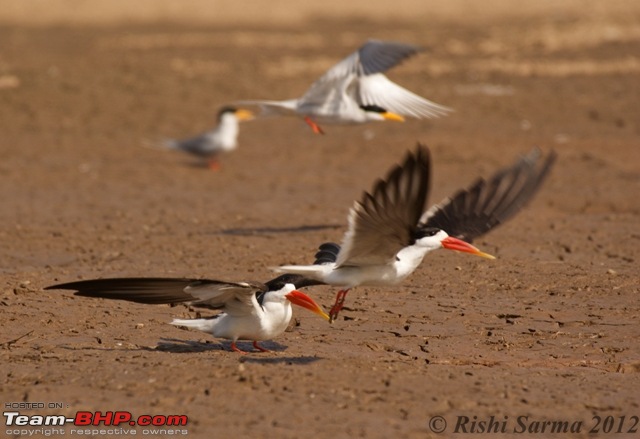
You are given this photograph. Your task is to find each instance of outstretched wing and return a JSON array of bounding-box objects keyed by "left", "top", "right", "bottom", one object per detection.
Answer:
[
  {"left": 310, "top": 40, "right": 422, "bottom": 88},
  {"left": 336, "top": 145, "right": 431, "bottom": 267},
  {"left": 45, "top": 278, "right": 266, "bottom": 312},
  {"left": 356, "top": 73, "right": 451, "bottom": 119},
  {"left": 299, "top": 40, "right": 424, "bottom": 110},
  {"left": 420, "top": 148, "right": 557, "bottom": 242}
]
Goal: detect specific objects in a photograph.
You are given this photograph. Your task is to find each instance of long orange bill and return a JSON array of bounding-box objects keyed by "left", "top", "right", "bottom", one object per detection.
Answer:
[
  {"left": 382, "top": 111, "right": 405, "bottom": 122},
  {"left": 441, "top": 236, "right": 496, "bottom": 259},
  {"left": 235, "top": 109, "right": 254, "bottom": 121},
  {"left": 285, "top": 290, "right": 330, "bottom": 321}
]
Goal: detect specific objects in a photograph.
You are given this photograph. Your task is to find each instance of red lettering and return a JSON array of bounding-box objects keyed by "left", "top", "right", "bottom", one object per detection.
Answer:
[
  {"left": 113, "top": 412, "right": 132, "bottom": 426},
  {"left": 166, "top": 415, "right": 188, "bottom": 426},
  {"left": 74, "top": 411, "right": 93, "bottom": 426},
  {"left": 75, "top": 410, "right": 188, "bottom": 427},
  {"left": 92, "top": 411, "right": 113, "bottom": 425}
]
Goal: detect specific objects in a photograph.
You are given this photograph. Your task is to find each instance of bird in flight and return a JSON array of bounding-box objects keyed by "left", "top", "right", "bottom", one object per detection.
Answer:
[
  {"left": 274, "top": 144, "right": 556, "bottom": 321},
  {"left": 239, "top": 39, "right": 450, "bottom": 134}
]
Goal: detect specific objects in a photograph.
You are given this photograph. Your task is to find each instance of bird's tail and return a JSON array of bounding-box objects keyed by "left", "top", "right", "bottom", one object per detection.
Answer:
[
  {"left": 171, "top": 316, "right": 221, "bottom": 333},
  {"left": 161, "top": 139, "right": 180, "bottom": 150},
  {"left": 138, "top": 137, "right": 179, "bottom": 151},
  {"left": 272, "top": 242, "right": 340, "bottom": 281},
  {"left": 234, "top": 99, "right": 298, "bottom": 117},
  {"left": 271, "top": 264, "right": 331, "bottom": 282}
]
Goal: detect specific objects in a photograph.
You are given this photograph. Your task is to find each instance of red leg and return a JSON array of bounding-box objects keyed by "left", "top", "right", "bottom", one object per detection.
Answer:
[
  {"left": 329, "top": 288, "right": 350, "bottom": 323},
  {"left": 304, "top": 116, "right": 325, "bottom": 135},
  {"left": 252, "top": 341, "right": 270, "bottom": 352},
  {"left": 230, "top": 341, "right": 247, "bottom": 354},
  {"left": 207, "top": 159, "right": 221, "bottom": 171}
]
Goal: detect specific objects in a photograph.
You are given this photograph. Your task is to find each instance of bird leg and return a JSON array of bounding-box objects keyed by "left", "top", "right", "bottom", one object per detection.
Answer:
[
  {"left": 304, "top": 116, "right": 325, "bottom": 135},
  {"left": 329, "top": 288, "right": 350, "bottom": 323},
  {"left": 230, "top": 341, "right": 247, "bottom": 354},
  {"left": 252, "top": 341, "right": 271, "bottom": 352},
  {"left": 207, "top": 159, "right": 221, "bottom": 171}
]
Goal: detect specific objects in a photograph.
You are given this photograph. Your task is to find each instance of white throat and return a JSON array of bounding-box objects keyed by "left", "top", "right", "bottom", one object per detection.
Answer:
[
  {"left": 216, "top": 113, "right": 240, "bottom": 151},
  {"left": 260, "top": 299, "right": 293, "bottom": 337},
  {"left": 393, "top": 244, "right": 431, "bottom": 281}
]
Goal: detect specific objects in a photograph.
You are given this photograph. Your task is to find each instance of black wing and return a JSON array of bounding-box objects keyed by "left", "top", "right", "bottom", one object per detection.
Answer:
[
  {"left": 419, "top": 148, "right": 556, "bottom": 242},
  {"left": 45, "top": 278, "right": 265, "bottom": 310},
  {"left": 357, "top": 40, "right": 423, "bottom": 76},
  {"left": 314, "top": 242, "right": 341, "bottom": 265},
  {"left": 336, "top": 144, "right": 431, "bottom": 266}
]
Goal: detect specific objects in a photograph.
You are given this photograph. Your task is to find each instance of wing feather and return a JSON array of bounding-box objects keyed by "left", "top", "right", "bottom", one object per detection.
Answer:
[
  {"left": 304, "top": 40, "right": 421, "bottom": 93},
  {"left": 336, "top": 145, "right": 431, "bottom": 267},
  {"left": 420, "top": 149, "right": 557, "bottom": 242},
  {"left": 357, "top": 40, "right": 423, "bottom": 75},
  {"left": 299, "top": 40, "right": 426, "bottom": 113},
  {"left": 357, "top": 74, "right": 452, "bottom": 119},
  {"left": 45, "top": 278, "right": 266, "bottom": 313}
]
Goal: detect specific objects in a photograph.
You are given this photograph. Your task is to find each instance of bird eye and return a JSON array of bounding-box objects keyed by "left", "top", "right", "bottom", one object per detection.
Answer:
[{"left": 414, "top": 227, "right": 440, "bottom": 240}]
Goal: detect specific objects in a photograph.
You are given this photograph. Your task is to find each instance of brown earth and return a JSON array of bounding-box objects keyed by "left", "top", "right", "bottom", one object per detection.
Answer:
[{"left": 1, "top": 2, "right": 639, "bottom": 438}]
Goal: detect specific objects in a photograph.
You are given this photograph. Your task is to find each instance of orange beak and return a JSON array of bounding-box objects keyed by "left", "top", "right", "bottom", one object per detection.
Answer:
[
  {"left": 234, "top": 109, "right": 254, "bottom": 121},
  {"left": 285, "top": 290, "right": 330, "bottom": 321},
  {"left": 382, "top": 111, "right": 405, "bottom": 122},
  {"left": 441, "top": 236, "right": 495, "bottom": 259}
]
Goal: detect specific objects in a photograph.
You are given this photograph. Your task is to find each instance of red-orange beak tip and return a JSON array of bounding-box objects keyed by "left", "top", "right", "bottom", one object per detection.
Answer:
[
  {"left": 441, "top": 236, "right": 495, "bottom": 260},
  {"left": 286, "top": 290, "right": 331, "bottom": 321}
]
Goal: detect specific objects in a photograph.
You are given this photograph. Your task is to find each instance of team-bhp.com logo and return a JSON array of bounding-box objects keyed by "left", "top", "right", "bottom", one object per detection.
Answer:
[{"left": 4, "top": 410, "right": 188, "bottom": 427}]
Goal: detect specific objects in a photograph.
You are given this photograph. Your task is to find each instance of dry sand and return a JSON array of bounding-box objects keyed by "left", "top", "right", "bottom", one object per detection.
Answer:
[{"left": 1, "top": 1, "right": 639, "bottom": 438}]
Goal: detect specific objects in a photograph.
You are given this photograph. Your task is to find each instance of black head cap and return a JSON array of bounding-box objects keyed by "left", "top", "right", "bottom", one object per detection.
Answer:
[
  {"left": 359, "top": 104, "right": 387, "bottom": 114},
  {"left": 412, "top": 227, "right": 441, "bottom": 243},
  {"left": 217, "top": 106, "right": 238, "bottom": 120},
  {"left": 265, "top": 273, "right": 326, "bottom": 292}
]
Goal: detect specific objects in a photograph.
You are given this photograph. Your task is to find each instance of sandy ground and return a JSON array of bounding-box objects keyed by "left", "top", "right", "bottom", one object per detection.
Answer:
[{"left": 1, "top": 1, "right": 639, "bottom": 438}]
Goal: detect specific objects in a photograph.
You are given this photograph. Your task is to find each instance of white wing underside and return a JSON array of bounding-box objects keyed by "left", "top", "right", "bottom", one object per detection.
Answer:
[
  {"left": 335, "top": 204, "right": 404, "bottom": 267},
  {"left": 357, "top": 74, "right": 451, "bottom": 119},
  {"left": 299, "top": 50, "right": 451, "bottom": 121},
  {"left": 297, "top": 76, "right": 363, "bottom": 122}
]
